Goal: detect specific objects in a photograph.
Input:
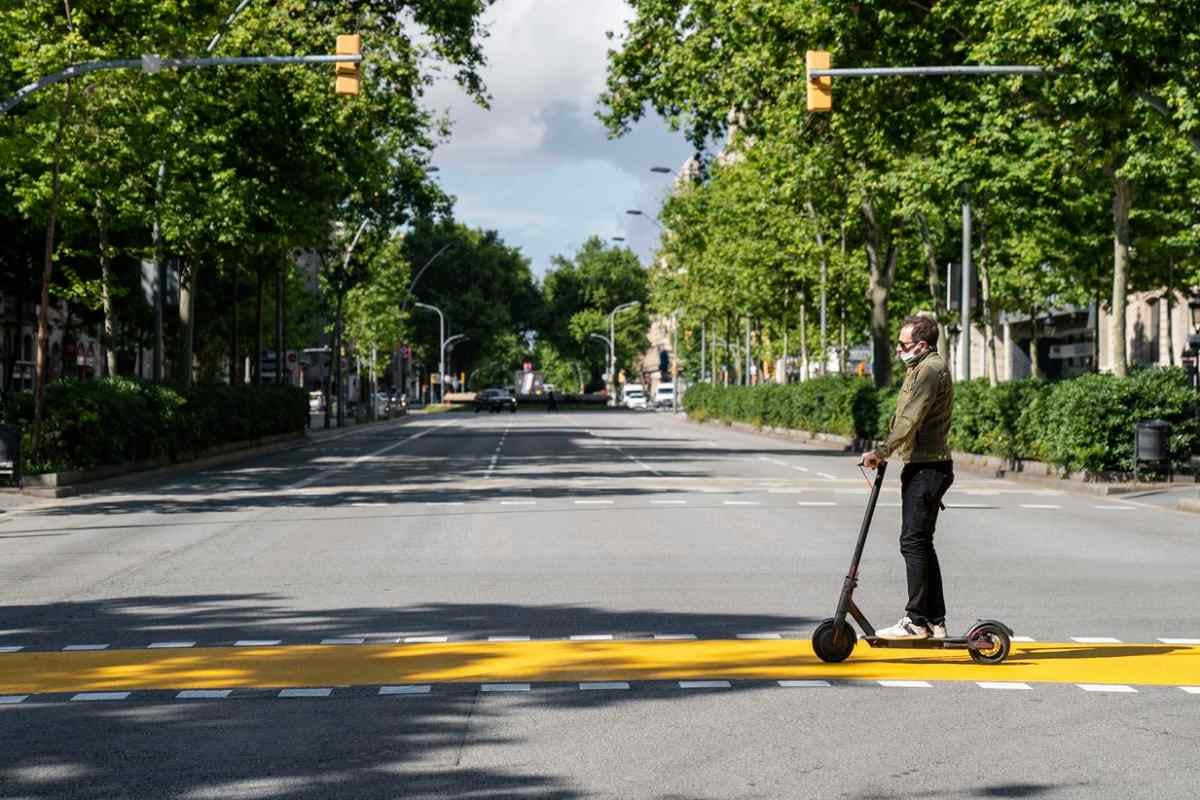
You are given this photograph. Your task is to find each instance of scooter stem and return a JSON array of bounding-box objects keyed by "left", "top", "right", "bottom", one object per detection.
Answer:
[{"left": 833, "top": 461, "right": 887, "bottom": 623}]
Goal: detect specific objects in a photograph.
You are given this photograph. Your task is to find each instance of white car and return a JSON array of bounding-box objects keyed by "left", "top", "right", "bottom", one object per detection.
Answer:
[
  {"left": 622, "top": 385, "right": 648, "bottom": 409},
  {"left": 654, "top": 383, "right": 676, "bottom": 409}
]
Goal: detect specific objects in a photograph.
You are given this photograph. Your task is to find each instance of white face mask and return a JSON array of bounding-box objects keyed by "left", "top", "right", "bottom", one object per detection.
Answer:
[{"left": 898, "top": 342, "right": 927, "bottom": 365}]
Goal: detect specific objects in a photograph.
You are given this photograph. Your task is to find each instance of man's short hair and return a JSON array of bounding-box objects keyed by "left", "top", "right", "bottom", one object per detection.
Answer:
[{"left": 901, "top": 315, "right": 939, "bottom": 347}]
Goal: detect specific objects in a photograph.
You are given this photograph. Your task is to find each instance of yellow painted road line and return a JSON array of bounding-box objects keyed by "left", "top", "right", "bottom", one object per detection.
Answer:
[{"left": 1, "top": 640, "right": 1197, "bottom": 695}]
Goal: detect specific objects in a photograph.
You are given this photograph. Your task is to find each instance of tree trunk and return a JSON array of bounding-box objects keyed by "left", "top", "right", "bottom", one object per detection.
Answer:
[
  {"left": 275, "top": 265, "right": 284, "bottom": 385},
  {"left": 805, "top": 201, "right": 829, "bottom": 373},
  {"left": 1110, "top": 175, "right": 1132, "bottom": 377},
  {"left": 230, "top": 267, "right": 239, "bottom": 384},
  {"left": 254, "top": 267, "right": 264, "bottom": 385},
  {"left": 33, "top": 80, "right": 73, "bottom": 456},
  {"left": 861, "top": 200, "right": 898, "bottom": 389},
  {"left": 1165, "top": 258, "right": 1175, "bottom": 367},
  {"left": 335, "top": 292, "right": 345, "bottom": 427},
  {"left": 177, "top": 260, "right": 196, "bottom": 389},
  {"left": 799, "top": 297, "right": 809, "bottom": 381},
  {"left": 1029, "top": 305, "right": 1042, "bottom": 380},
  {"left": 914, "top": 211, "right": 951, "bottom": 362},
  {"left": 977, "top": 221, "right": 999, "bottom": 386},
  {"left": 95, "top": 195, "right": 117, "bottom": 379}
]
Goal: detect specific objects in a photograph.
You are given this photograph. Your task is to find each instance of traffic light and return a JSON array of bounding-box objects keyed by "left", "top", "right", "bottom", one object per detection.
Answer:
[
  {"left": 335, "top": 34, "right": 361, "bottom": 96},
  {"left": 806, "top": 50, "right": 831, "bottom": 112}
]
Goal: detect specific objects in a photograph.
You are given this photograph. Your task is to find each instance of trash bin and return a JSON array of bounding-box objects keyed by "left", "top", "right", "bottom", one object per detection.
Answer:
[
  {"left": 1134, "top": 419, "right": 1171, "bottom": 482},
  {"left": 0, "top": 423, "right": 21, "bottom": 487}
]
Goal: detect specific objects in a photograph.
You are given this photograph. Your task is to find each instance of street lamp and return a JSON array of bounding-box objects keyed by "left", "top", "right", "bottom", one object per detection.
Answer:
[
  {"left": 625, "top": 209, "right": 663, "bottom": 230},
  {"left": 608, "top": 301, "right": 640, "bottom": 406},
  {"left": 415, "top": 302, "right": 444, "bottom": 403},
  {"left": 443, "top": 333, "right": 467, "bottom": 394},
  {"left": 589, "top": 333, "right": 614, "bottom": 400}
]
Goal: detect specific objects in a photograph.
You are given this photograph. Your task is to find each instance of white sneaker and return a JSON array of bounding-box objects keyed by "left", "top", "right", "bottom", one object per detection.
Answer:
[
  {"left": 875, "top": 617, "right": 930, "bottom": 640},
  {"left": 929, "top": 622, "right": 947, "bottom": 639}
]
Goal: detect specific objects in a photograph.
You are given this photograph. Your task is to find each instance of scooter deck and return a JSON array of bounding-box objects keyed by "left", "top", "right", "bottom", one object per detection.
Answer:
[{"left": 863, "top": 636, "right": 980, "bottom": 651}]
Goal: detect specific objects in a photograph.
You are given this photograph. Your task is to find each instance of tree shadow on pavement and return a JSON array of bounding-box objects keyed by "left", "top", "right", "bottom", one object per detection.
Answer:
[{"left": 0, "top": 595, "right": 821, "bottom": 649}]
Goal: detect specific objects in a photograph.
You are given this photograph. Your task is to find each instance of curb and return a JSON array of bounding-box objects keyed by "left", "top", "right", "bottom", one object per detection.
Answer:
[
  {"left": 686, "top": 417, "right": 1187, "bottom": 499},
  {"left": 8, "top": 415, "right": 422, "bottom": 500}
]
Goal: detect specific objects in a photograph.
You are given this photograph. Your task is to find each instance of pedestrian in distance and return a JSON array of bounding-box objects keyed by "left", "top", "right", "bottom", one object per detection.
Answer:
[
  {"left": 859, "top": 315, "right": 955, "bottom": 640},
  {"left": 547, "top": 389, "right": 559, "bottom": 412}
]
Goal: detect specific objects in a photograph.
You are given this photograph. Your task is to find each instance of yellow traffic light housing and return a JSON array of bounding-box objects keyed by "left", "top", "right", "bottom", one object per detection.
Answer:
[
  {"left": 336, "top": 34, "right": 361, "bottom": 96},
  {"left": 806, "top": 50, "right": 832, "bottom": 112}
]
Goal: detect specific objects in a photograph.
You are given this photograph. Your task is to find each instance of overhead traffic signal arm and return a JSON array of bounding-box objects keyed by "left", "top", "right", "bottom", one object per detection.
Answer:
[{"left": 804, "top": 51, "right": 1046, "bottom": 114}]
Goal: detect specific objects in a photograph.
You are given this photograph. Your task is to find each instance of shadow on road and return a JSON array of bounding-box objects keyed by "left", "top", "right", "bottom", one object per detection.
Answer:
[{"left": 0, "top": 595, "right": 821, "bottom": 648}]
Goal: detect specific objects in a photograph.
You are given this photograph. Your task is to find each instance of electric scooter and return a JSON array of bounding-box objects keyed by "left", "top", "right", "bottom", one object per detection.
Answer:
[{"left": 811, "top": 460, "right": 1013, "bottom": 665}]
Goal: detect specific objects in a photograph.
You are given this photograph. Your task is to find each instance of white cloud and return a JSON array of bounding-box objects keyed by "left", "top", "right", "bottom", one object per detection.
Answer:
[{"left": 420, "top": 0, "right": 695, "bottom": 274}]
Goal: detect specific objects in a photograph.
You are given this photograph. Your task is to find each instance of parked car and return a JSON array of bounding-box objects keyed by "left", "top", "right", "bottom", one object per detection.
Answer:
[
  {"left": 654, "top": 383, "right": 676, "bottom": 409},
  {"left": 622, "top": 385, "right": 648, "bottom": 410},
  {"left": 474, "top": 388, "right": 518, "bottom": 414}
]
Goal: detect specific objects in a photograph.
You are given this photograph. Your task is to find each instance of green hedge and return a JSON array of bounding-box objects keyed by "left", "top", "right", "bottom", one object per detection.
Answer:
[
  {"left": 2, "top": 379, "right": 308, "bottom": 474},
  {"left": 684, "top": 376, "right": 880, "bottom": 440},
  {"left": 686, "top": 368, "right": 1198, "bottom": 476}
]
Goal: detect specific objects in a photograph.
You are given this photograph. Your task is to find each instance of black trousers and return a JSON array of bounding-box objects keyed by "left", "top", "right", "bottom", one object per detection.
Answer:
[{"left": 899, "top": 461, "right": 954, "bottom": 626}]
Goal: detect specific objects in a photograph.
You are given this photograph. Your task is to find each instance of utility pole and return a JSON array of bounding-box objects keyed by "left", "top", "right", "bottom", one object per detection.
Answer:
[{"left": 960, "top": 199, "right": 973, "bottom": 382}]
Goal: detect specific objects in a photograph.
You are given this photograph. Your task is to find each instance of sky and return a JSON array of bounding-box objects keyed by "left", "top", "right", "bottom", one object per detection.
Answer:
[{"left": 421, "top": 0, "right": 696, "bottom": 276}]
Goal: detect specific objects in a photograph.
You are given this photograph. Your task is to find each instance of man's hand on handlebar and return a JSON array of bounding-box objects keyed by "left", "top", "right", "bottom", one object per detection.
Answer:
[{"left": 860, "top": 451, "right": 884, "bottom": 470}]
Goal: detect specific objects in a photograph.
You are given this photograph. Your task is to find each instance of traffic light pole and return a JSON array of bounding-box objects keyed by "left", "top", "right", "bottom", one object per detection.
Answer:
[{"left": 2, "top": 52, "right": 364, "bottom": 114}]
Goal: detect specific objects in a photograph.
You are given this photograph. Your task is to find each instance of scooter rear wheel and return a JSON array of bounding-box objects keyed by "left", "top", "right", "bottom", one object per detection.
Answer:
[
  {"left": 812, "top": 618, "right": 857, "bottom": 663},
  {"left": 967, "top": 621, "right": 1011, "bottom": 665}
]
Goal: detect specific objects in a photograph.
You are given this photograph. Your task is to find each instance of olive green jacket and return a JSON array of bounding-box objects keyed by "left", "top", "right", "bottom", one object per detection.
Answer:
[{"left": 874, "top": 350, "right": 953, "bottom": 463}]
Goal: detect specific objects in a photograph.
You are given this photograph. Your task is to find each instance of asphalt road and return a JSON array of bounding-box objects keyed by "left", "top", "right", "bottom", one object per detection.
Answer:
[{"left": 1, "top": 410, "right": 1197, "bottom": 799}]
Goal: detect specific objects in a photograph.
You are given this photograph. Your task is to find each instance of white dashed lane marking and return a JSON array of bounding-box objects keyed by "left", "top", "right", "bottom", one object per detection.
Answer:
[
  {"left": 1093, "top": 505, "right": 1136, "bottom": 511},
  {"left": 482, "top": 683, "right": 531, "bottom": 692},
  {"left": 0, "top": 646, "right": 25, "bottom": 653},
  {"left": 653, "top": 634, "right": 697, "bottom": 640},
  {"left": 500, "top": 500, "right": 536, "bottom": 506},
  {"left": 0, "top": 695, "right": 29, "bottom": 704},
  {"left": 580, "top": 682, "right": 630, "bottom": 691},
  {"left": 177, "top": 689, "right": 231, "bottom": 699},
  {"left": 1071, "top": 637, "right": 1122, "bottom": 644},
  {"left": 569, "top": 634, "right": 614, "bottom": 641},
  {"left": 279, "top": 688, "right": 332, "bottom": 698},
  {"left": 71, "top": 692, "right": 130, "bottom": 702},
  {"left": 1078, "top": 684, "right": 1137, "bottom": 693},
  {"left": 978, "top": 682, "right": 1033, "bottom": 690},
  {"left": 147, "top": 642, "right": 195, "bottom": 649},
  {"left": 574, "top": 499, "right": 613, "bottom": 505},
  {"left": 380, "top": 685, "right": 432, "bottom": 695},
  {"left": 1160, "top": 638, "right": 1200, "bottom": 645},
  {"left": 63, "top": 644, "right": 109, "bottom": 651},
  {"left": 235, "top": 640, "right": 281, "bottom": 647},
  {"left": 797, "top": 501, "right": 837, "bottom": 507},
  {"left": 1180, "top": 687, "right": 1200, "bottom": 695},
  {"left": 816, "top": 472, "right": 837, "bottom": 480},
  {"left": 736, "top": 633, "right": 782, "bottom": 640},
  {"left": 878, "top": 680, "right": 933, "bottom": 689},
  {"left": 778, "top": 680, "right": 831, "bottom": 688},
  {"left": 321, "top": 638, "right": 366, "bottom": 645},
  {"left": 1020, "top": 504, "right": 1062, "bottom": 509},
  {"left": 488, "top": 636, "right": 531, "bottom": 642},
  {"left": 404, "top": 636, "right": 448, "bottom": 644},
  {"left": 679, "top": 680, "right": 731, "bottom": 689}
]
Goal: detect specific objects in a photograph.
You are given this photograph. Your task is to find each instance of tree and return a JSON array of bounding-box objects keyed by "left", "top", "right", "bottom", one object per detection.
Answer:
[{"left": 539, "top": 237, "right": 649, "bottom": 387}]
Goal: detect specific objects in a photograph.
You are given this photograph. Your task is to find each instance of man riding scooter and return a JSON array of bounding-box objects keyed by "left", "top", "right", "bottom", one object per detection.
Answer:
[{"left": 859, "top": 314, "right": 955, "bottom": 640}]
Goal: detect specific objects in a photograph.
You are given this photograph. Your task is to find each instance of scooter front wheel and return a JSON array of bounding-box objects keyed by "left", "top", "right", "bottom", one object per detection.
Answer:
[
  {"left": 967, "top": 621, "right": 1011, "bottom": 665},
  {"left": 812, "top": 618, "right": 857, "bottom": 663}
]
